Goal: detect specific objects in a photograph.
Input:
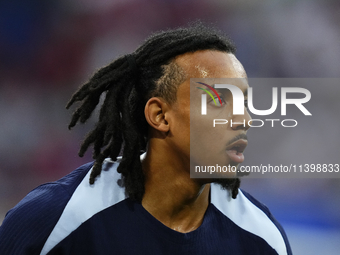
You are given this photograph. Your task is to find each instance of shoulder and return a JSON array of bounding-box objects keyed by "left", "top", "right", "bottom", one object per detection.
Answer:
[
  {"left": 40, "top": 158, "right": 127, "bottom": 255},
  {"left": 210, "top": 184, "right": 292, "bottom": 255},
  {"left": 0, "top": 161, "right": 99, "bottom": 255}
]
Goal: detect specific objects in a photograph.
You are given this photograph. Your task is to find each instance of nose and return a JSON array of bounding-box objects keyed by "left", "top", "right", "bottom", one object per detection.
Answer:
[{"left": 231, "top": 108, "right": 252, "bottom": 131}]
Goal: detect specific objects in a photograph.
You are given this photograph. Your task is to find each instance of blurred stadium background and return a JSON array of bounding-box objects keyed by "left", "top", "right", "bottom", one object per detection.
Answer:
[{"left": 0, "top": 0, "right": 339, "bottom": 254}]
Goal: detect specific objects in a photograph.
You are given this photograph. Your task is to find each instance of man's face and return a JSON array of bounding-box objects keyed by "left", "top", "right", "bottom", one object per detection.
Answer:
[{"left": 169, "top": 50, "right": 251, "bottom": 179}]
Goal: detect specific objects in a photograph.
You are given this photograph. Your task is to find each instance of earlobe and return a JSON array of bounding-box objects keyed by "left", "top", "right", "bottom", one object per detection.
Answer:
[{"left": 144, "top": 97, "right": 170, "bottom": 133}]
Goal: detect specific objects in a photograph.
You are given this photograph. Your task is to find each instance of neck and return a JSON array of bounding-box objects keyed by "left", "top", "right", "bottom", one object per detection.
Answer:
[{"left": 141, "top": 140, "right": 210, "bottom": 233}]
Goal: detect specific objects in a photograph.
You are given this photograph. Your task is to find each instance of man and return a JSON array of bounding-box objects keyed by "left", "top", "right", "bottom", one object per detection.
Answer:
[{"left": 0, "top": 23, "right": 292, "bottom": 254}]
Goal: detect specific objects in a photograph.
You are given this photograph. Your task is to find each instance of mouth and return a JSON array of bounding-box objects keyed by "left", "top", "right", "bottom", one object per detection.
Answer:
[{"left": 226, "top": 139, "right": 248, "bottom": 163}]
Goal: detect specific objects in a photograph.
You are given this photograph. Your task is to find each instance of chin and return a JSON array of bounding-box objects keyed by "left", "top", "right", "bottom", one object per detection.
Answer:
[
  {"left": 197, "top": 173, "right": 238, "bottom": 185},
  {"left": 212, "top": 178, "right": 239, "bottom": 191}
]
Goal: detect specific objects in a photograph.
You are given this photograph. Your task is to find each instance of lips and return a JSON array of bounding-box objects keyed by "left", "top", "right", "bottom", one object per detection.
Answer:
[{"left": 226, "top": 139, "right": 248, "bottom": 163}]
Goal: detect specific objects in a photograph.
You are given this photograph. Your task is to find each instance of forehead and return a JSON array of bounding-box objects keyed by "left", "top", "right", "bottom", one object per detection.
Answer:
[
  {"left": 175, "top": 50, "right": 247, "bottom": 79},
  {"left": 174, "top": 50, "right": 248, "bottom": 103}
]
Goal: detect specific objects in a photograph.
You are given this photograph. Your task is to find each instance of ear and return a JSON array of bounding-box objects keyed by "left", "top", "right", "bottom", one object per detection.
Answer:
[{"left": 144, "top": 97, "right": 170, "bottom": 133}]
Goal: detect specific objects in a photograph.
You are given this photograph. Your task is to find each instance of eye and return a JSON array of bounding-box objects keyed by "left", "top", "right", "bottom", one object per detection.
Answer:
[
  {"left": 244, "top": 99, "right": 248, "bottom": 109},
  {"left": 208, "top": 94, "right": 226, "bottom": 107}
]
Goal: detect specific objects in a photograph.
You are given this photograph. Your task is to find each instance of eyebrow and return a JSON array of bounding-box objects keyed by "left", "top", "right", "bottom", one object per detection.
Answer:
[
  {"left": 214, "top": 86, "right": 248, "bottom": 97},
  {"left": 196, "top": 82, "right": 223, "bottom": 105},
  {"left": 196, "top": 82, "right": 248, "bottom": 97}
]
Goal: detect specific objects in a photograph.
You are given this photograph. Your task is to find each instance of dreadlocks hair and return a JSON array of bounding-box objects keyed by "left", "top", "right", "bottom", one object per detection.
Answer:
[{"left": 66, "top": 22, "right": 241, "bottom": 202}]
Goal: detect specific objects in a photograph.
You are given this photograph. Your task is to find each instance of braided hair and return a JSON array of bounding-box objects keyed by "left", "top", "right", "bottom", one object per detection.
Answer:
[{"left": 66, "top": 22, "right": 240, "bottom": 202}]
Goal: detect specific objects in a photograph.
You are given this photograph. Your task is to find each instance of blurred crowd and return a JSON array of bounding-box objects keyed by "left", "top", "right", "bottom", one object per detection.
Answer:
[{"left": 1, "top": 0, "right": 340, "bottom": 253}]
